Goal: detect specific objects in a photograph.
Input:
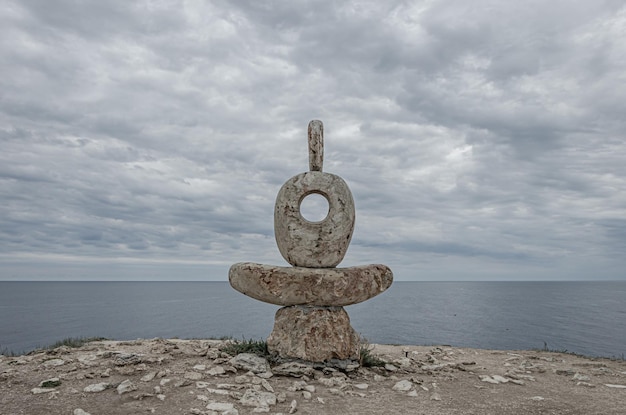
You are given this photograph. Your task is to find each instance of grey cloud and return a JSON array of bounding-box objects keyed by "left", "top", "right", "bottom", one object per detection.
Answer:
[
  {"left": 16, "top": 0, "right": 186, "bottom": 40},
  {"left": 0, "top": 0, "right": 625, "bottom": 281}
]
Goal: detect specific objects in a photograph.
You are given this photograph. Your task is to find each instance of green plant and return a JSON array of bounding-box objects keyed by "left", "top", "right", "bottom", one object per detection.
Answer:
[
  {"left": 538, "top": 342, "right": 625, "bottom": 361},
  {"left": 45, "top": 336, "right": 108, "bottom": 350},
  {"left": 220, "top": 337, "right": 269, "bottom": 358},
  {"left": 359, "top": 339, "right": 386, "bottom": 367},
  {"left": 2, "top": 337, "right": 107, "bottom": 357},
  {"left": 40, "top": 378, "right": 62, "bottom": 388},
  {"left": 539, "top": 341, "right": 568, "bottom": 353},
  {"left": 0, "top": 345, "right": 18, "bottom": 357}
]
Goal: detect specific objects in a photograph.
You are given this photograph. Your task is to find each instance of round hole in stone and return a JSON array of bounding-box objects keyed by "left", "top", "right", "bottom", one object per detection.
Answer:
[{"left": 299, "top": 193, "right": 330, "bottom": 223}]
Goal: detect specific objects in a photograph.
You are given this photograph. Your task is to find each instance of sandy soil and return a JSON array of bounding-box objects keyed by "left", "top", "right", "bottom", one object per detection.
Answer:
[{"left": 1, "top": 338, "right": 625, "bottom": 415}]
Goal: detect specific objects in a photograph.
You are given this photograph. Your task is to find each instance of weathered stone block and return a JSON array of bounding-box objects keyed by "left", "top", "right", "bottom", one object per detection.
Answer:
[{"left": 267, "top": 306, "right": 360, "bottom": 362}]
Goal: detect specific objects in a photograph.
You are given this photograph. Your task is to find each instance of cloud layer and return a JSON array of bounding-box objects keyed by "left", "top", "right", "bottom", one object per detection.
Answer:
[{"left": 1, "top": 1, "right": 625, "bottom": 280}]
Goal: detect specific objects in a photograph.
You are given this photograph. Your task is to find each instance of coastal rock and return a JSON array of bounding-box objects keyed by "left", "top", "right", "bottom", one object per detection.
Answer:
[
  {"left": 77, "top": 354, "right": 98, "bottom": 366},
  {"left": 39, "top": 377, "right": 61, "bottom": 388},
  {"left": 184, "top": 371, "right": 203, "bottom": 380},
  {"left": 392, "top": 380, "right": 413, "bottom": 391},
  {"left": 318, "top": 377, "right": 347, "bottom": 388},
  {"left": 430, "top": 392, "right": 442, "bottom": 401},
  {"left": 393, "top": 357, "right": 412, "bottom": 368},
  {"left": 141, "top": 371, "right": 157, "bottom": 382},
  {"left": 272, "top": 362, "right": 315, "bottom": 378},
  {"left": 174, "top": 379, "right": 192, "bottom": 387},
  {"left": 491, "top": 375, "right": 510, "bottom": 383},
  {"left": 261, "top": 379, "right": 274, "bottom": 392},
  {"left": 229, "top": 263, "right": 393, "bottom": 306},
  {"left": 113, "top": 352, "right": 143, "bottom": 366},
  {"left": 267, "top": 306, "right": 360, "bottom": 362},
  {"left": 208, "top": 365, "right": 226, "bottom": 376},
  {"left": 573, "top": 373, "right": 590, "bottom": 381},
  {"left": 31, "top": 387, "right": 57, "bottom": 394},
  {"left": 206, "top": 401, "right": 235, "bottom": 411},
  {"left": 83, "top": 382, "right": 110, "bottom": 393},
  {"left": 229, "top": 354, "right": 270, "bottom": 374},
  {"left": 479, "top": 374, "right": 522, "bottom": 385},
  {"left": 206, "top": 388, "right": 230, "bottom": 395},
  {"left": 479, "top": 375, "right": 500, "bottom": 384},
  {"left": 117, "top": 379, "right": 137, "bottom": 394},
  {"left": 385, "top": 364, "right": 398, "bottom": 372},
  {"left": 42, "top": 358, "right": 65, "bottom": 367},
  {"left": 239, "top": 389, "right": 277, "bottom": 408},
  {"left": 276, "top": 392, "right": 287, "bottom": 403}
]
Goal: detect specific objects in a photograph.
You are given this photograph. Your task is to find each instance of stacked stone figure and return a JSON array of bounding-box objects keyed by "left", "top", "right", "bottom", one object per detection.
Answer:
[{"left": 229, "top": 120, "right": 393, "bottom": 365}]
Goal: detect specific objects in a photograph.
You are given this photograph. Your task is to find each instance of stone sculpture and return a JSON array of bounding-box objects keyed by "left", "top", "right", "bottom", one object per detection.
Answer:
[{"left": 229, "top": 120, "right": 393, "bottom": 365}]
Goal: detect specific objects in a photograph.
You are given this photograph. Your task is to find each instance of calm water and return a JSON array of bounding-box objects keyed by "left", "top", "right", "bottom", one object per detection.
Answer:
[{"left": 1, "top": 281, "right": 625, "bottom": 358}]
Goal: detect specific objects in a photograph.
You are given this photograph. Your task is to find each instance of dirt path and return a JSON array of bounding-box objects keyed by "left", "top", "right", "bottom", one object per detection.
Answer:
[{"left": 1, "top": 339, "right": 625, "bottom": 414}]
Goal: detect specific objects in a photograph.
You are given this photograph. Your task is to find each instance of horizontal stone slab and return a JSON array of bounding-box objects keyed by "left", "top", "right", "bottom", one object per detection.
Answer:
[{"left": 229, "top": 262, "right": 393, "bottom": 306}]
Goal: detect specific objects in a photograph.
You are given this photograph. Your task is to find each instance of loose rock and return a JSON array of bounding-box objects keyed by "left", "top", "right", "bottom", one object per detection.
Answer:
[
  {"left": 141, "top": 371, "right": 157, "bottom": 382},
  {"left": 208, "top": 366, "right": 226, "bottom": 376},
  {"left": 573, "top": 372, "right": 590, "bottom": 381},
  {"left": 430, "top": 392, "right": 442, "bottom": 401},
  {"left": 117, "top": 379, "right": 137, "bottom": 395},
  {"left": 83, "top": 382, "right": 110, "bottom": 393},
  {"left": 206, "top": 401, "right": 235, "bottom": 411},
  {"left": 239, "top": 389, "right": 277, "bottom": 408},
  {"left": 385, "top": 364, "right": 398, "bottom": 372},
  {"left": 31, "top": 387, "right": 57, "bottom": 394},
  {"left": 185, "top": 371, "right": 203, "bottom": 380},
  {"left": 229, "top": 354, "right": 270, "bottom": 374},
  {"left": 39, "top": 377, "right": 61, "bottom": 388},
  {"left": 272, "top": 362, "right": 314, "bottom": 378},
  {"left": 392, "top": 380, "right": 413, "bottom": 391},
  {"left": 289, "top": 399, "right": 298, "bottom": 413},
  {"left": 42, "top": 359, "right": 65, "bottom": 367}
]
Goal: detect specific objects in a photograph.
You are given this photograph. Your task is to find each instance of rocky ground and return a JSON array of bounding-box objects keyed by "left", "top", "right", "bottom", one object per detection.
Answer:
[{"left": 1, "top": 338, "right": 625, "bottom": 415}]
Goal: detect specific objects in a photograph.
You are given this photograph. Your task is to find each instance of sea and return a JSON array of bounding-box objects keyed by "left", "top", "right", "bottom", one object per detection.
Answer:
[{"left": 1, "top": 281, "right": 625, "bottom": 358}]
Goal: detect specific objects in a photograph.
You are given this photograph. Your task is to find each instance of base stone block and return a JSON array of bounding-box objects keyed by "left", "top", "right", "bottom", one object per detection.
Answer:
[{"left": 267, "top": 306, "right": 360, "bottom": 362}]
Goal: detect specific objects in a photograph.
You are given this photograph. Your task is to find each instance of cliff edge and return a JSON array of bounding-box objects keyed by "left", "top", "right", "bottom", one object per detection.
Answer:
[{"left": 1, "top": 338, "right": 624, "bottom": 414}]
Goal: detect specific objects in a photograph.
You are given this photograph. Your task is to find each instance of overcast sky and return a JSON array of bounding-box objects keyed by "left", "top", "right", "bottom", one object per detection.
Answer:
[{"left": 1, "top": 1, "right": 625, "bottom": 281}]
